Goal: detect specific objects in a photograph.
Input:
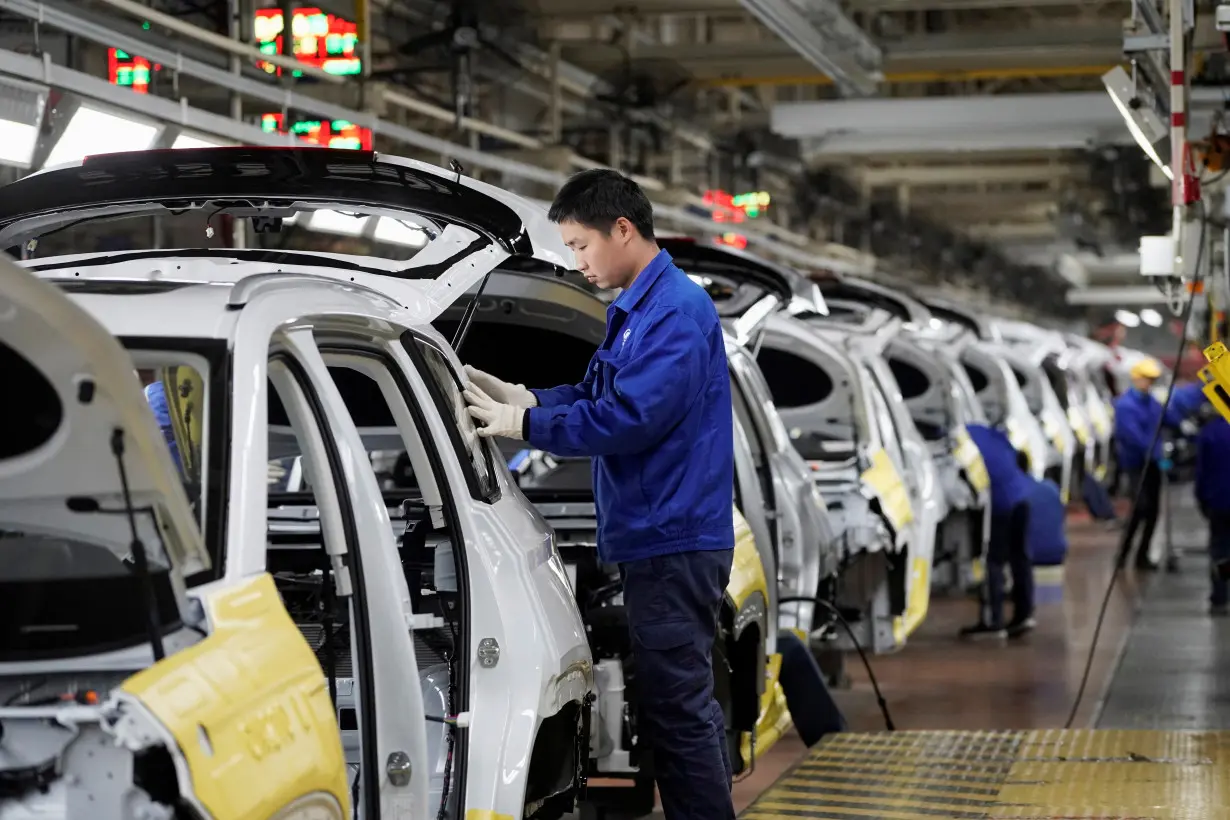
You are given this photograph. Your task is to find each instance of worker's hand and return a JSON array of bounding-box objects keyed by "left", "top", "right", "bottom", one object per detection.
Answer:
[
  {"left": 464, "top": 365, "right": 537, "bottom": 408},
  {"left": 464, "top": 383, "right": 527, "bottom": 439}
]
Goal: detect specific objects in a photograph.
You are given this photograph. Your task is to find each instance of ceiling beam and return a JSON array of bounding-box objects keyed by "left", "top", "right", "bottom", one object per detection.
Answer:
[
  {"left": 967, "top": 222, "right": 1058, "bottom": 241},
  {"left": 1066, "top": 286, "right": 1169, "bottom": 305},
  {"left": 558, "top": 24, "right": 1122, "bottom": 79},
  {"left": 855, "top": 161, "right": 1085, "bottom": 187},
  {"left": 776, "top": 92, "right": 1116, "bottom": 137}
]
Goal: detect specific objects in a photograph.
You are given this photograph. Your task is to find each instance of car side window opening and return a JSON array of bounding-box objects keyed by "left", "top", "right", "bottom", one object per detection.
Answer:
[
  {"left": 755, "top": 344, "right": 863, "bottom": 462},
  {"left": 132, "top": 359, "right": 210, "bottom": 525},
  {"left": 865, "top": 369, "right": 907, "bottom": 472},
  {"left": 262, "top": 357, "right": 383, "bottom": 820},
  {"left": 403, "top": 334, "right": 499, "bottom": 503},
  {"left": 316, "top": 346, "right": 468, "bottom": 820}
]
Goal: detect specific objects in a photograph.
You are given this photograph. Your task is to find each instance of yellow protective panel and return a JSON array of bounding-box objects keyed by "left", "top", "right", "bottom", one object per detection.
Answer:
[
  {"left": 742, "top": 729, "right": 1230, "bottom": 820},
  {"left": 952, "top": 430, "right": 989, "bottom": 494},
  {"left": 741, "top": 652, "right": 792, "bottom": 765},
  {"left": 465, "top": 812, "right": 514, "bottom": 820},
  {"left": 1201, "top": 342, "right": 1230, "bottom": 424},
  {"left": 1067, "top": 408, "right": 1090, "bottom": 446},
  {"left": 890, "top": 555, "right": 931, "bottom": 644},
  {"left": 1042, "top": 417, "right": 1066, "bottom": 455},
  {"left": 859, "top": 448, "right": 914, "bottom": 533},
  {"left": 1007, "top": 419, "right": 1043, "bottom": 476},
  {"left": 727, "top": 507, "right": 769, "bottom": 611},
  {"left": 159, "top": 365, "right": 205, "bottom": 481},
  {"left": 121, "top": 574, "right": 350, "bottom": 820}
]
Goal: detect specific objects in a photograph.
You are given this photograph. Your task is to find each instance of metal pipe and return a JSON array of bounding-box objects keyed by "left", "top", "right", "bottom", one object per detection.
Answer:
[
  {"left": 701, "top": 63, "right": 1120, "bottom": 87},
  {"left": 1170, "top": 0, "right": 1187, "bottom": 275}
]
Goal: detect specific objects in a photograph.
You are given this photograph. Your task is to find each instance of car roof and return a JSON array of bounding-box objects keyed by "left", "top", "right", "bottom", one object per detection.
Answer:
[{"left": 47, "top": 273, "right": 444, "bottom": 346}]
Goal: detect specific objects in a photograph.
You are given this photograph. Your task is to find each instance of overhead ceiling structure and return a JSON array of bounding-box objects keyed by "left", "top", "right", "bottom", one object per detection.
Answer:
[{"left": 1, "top": 0, "right": 1223, "bottom": 319}]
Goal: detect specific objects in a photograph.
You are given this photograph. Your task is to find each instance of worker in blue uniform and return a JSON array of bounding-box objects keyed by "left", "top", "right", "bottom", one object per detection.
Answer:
[
  {"left": 463, "top": 169, "right": 737, "bottom": 820},
  {"left": 1195, "top": 409, "right": 1230, "bottom": 614},
  {"left": 1113, "top": 358, "right": 1170, "bottom": 570},
  {"left": 961, "top": 422, "right": 1037, "bottom": 640},
  {"left": 1019, "top": 450, "right": 1068, "bottom": 567},
  {"left": 143, "top": 380, "right": 182, "bottom": 470}
]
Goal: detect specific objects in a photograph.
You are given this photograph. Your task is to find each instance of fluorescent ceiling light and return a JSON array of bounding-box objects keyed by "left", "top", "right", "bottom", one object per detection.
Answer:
[
  {"left": 0, "top": 119, "right": 39, "bottom": 168},
  {"left": 0, "top": 76, "right": 47, "bottom": 169},
  {"left": 1114, "top": 309, "right": 1141, "bottom": 327},
  {"left": 1102, "top": 66, "right": 1173, "bottom": 181},
  {"left": 173, "top": 132, "right": 233, "bottom": 149},
  {"left": 1140, "top": 308, "right": 1163, "bottom": 327},
  {"left": 43, "top": 106, "right": 160, "bottom": 169},
  {"left": 307, "top": 209, "right": 368, "bottom": 236},
  {"left": 374, "top": 218, "right": 428, "bottom": 248}
]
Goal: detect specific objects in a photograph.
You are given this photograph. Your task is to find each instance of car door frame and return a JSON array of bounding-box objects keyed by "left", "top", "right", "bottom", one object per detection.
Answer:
[{"left": 227, "top": 288, "right": 433, "bottom": 819}]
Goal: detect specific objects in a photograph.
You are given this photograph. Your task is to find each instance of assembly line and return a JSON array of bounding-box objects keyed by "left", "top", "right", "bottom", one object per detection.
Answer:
[{"left": 3, "top": 144, "right": 1205, "bottom": 820}]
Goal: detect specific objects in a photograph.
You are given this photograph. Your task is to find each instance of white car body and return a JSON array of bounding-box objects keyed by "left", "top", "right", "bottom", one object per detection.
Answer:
[
  {"left": 2, "top": 147, "right": 598, "bottom": 820},
  {"left": 919, "top": 301, "right": 1052, "bottom": 483},
  {"left": 753, "top": 311, "right": 921, "bottom": 655}
]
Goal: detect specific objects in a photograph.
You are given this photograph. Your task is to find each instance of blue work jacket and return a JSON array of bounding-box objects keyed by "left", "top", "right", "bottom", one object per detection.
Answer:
[
  {"left": 1024, "top": 477, "right": 1067, "bottom": 565},
  {"left": 1195, "top": 417, "right": 1230, "bottom": 513},
  {"left": 524, "top": 249, "right": 735, "bottom": 564},
  {"left": 965, "top": 423, "right": 1032, "bottom": 515},
  {"left": 1168, "top": 381, "right": 1208, "bottom": 423},
  {"left": 1113, "top": 387, "right": 1167, "bottom": 471},
  {"left": 144, "top": 381, "right": 182, "bottom": 469}
]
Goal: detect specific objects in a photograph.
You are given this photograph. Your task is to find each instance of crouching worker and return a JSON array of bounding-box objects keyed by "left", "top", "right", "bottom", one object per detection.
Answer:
[
  {"left": 1021, "top": 450, "right": 1069, "bottom": 569},
  {"left": 1195, "top": 406, "right": 1230, "bottom": 615},
  {"left": 776, "top": 630, "right": 846, "bottom": 745},
  {"left": 962, "top": 423, "right": 1036, "bottom": 640}
]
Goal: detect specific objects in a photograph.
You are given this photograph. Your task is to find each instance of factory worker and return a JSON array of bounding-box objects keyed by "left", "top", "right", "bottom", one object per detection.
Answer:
[
  {"left": 961, "top": 422, "right": 1036, "bottom": 640},
  {"left": 1195, "top": 404, "right": 1230, "bottom": 614},
  {"left": 463, "top": 168, "right": 737, "bottom": 820},
  {"left": 1113, "top": 358, "right": 1168, "bottom": 570}
]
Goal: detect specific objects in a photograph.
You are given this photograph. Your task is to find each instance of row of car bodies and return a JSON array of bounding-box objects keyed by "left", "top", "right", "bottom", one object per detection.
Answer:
[{"left": 0, "top": 146, "right": 1123, "bottom": 820}]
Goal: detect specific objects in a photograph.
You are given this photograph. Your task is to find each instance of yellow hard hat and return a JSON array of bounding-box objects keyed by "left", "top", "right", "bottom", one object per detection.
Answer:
[{"left": 1130, "top": 358, "right": 1162, "bottom": 380}]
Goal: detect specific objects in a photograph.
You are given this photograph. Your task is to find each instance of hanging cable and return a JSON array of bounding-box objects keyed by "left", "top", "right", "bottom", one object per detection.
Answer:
[
  {"left": 778, "top": 596, "right": 895, "bottom": 731},
  {"left": 1064, "top": 202, "right": 1208, "bottom": 730}
]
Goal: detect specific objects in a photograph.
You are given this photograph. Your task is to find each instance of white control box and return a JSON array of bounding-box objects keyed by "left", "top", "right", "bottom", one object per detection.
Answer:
[{"left": 1217, "top": 3, "right": 1230, "bottom": 32}]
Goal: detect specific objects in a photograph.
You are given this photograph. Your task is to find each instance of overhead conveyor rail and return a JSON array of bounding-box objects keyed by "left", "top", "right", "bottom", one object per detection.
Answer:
[{"left": 0, "top": 0, "right": 870, "bottom": 276}]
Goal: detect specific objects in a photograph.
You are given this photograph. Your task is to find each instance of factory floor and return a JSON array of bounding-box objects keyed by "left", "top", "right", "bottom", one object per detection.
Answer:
[
  {"left": 574, "top": 492, "right": 1229, "bottom": 818},
  {"left": 740, "top": 492, "right": 1230, "bottom": 819}
]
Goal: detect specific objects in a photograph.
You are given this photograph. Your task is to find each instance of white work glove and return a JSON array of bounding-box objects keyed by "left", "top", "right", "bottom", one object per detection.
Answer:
[
  {"left": 464, "top": 365, "right": 537, "bottom": 408},
  {"left": 464, "top": 383, "right": 527, "bottom": 440}
]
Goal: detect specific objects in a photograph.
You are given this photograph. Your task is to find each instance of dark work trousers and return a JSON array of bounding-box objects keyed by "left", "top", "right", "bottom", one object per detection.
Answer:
[
  {"left": 982, "top": 502, "right": 1033, "bottom": 628},
  {"left": 620, "top": 548, "right": 736, "bottom": 820},
  {"left": 1208, "top": 512, "right": 1230, "bottom": 607},
  {"left": 1120, "top": 463, "right": 1162, "bottom": 568}
]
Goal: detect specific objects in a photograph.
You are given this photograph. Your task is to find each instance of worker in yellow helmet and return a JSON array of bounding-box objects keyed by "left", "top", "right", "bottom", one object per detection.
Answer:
[{"left": 1113, "top": 358, "right": 1168, "bottom": 570}]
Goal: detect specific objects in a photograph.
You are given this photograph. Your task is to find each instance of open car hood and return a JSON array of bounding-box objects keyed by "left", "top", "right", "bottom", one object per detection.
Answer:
[
  {"left": 0, "top": 255, "right": 209, "bottom": 576},
  {"left": 2, "top": 147, "right": 575, "bottom": 322}
]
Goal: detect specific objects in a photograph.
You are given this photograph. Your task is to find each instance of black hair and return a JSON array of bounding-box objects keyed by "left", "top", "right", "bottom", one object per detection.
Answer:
[
  {"left": 1016, "top": 449, "right": 1030, "bottom": 472},
  {"left": 547, "top": 168, "right": 655, "bottom": 241}
]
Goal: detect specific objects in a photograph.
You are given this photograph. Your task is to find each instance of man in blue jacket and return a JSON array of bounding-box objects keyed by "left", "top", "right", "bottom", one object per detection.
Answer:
[
  {"left": 1113, "top": 358, "right": 1169, "bottom": 570},
  {"left": 1019, "top": 450, "right": 1068, "bottom": 567},
  {"left": 1195, "top": 410, "right": 1230, "bottom": 614},
  {"left": 463, "top": 169, "right": 736, "bottom": 820},
  {"left": 962, "top": 423, "right": 1036, "bottom": 639}
]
